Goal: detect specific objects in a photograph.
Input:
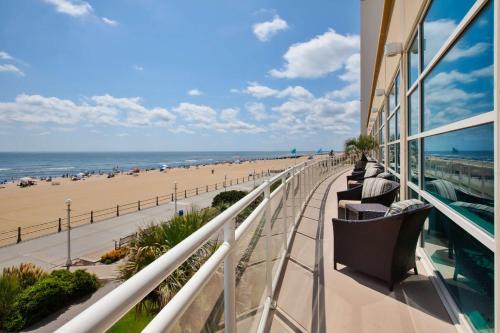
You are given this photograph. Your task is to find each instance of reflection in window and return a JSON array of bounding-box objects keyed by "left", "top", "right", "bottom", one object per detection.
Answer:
[
  {"left": 423, "top": 207, "right": 493, "bottom": 331},
  {"left": 423, "top": 123, "right": 494, "bottom": 235},
  {"left": 379, "top": 127, "right": 384, "bottom": 145},
  {"left": 408, "top": 88, "right": 419, "bottom": 136},
  {"left": 388, "top": 83, "right": 396, "bottom": 112},
  {"left": 395, "top": 143, "right": 400, "bottom": 174},
  {"left": 422, "top": 2, "right": 494, "bottom": 131},
  {"left": 409, "top": 188, "right": 419, "bottom": 200},
  {"left": 408, "top": 139, "right": 419, "bottom": 185},
  {"left": 380, "top": 146, "right": 385, "bottom": 163},
  {"left": 388, "top": 144, "right": 395, "bottom": 171},
  {"left": 395, "top": 109, "right": 400, "bottom": 140},
  {"left": 408, "top": 34, "right": 419, "bottom": 87},
  {"left": 422, "top": 0, "right": 476, "bottom": 68},
  {"left": 388, "top": 114, "right": 396, "bottom": 142}
]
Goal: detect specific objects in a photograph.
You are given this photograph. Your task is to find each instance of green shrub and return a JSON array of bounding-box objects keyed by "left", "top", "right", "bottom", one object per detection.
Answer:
[
  {"left": 211, "top": 190, "right": 247, "bottom": 208},
  {"left": 4, "top": 269, "right": 98, "bottom": 331},
  {"left": 0, "top": 275, "right": 20, "bottom": 327}
]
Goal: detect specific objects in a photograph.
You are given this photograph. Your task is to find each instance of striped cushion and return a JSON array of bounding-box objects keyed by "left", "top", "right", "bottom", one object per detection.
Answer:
[
  {"left": 450, "top": 201, "right": 494, "bottom": 220},
  {"left": 427, "top": 179, "right": 457, "bottom": 201},
  {"left": 376, "top": 172, "right": 393, "bottom": 180},
  {"left": 385, "top": 199, "right": 425, "bottom": 216},
  {"left": 361, "top": 178, "right": 393, "bottom": 199},
  {"left": 364, "top": 167, "right": 383, "bottom": 178}
]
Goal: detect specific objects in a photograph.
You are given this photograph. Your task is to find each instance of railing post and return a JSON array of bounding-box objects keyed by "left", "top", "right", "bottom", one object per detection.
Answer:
[
  {"left": 174, "top": 182, "right": 178, "bottom": 216},
  {"left": 223, "top": 218, "right": 236, "bottom": 333},
  {"left": 253, "top": 170, "right": 256, "bottom": 188},
  {"left": 196, "top": 187, "right": 198, "bottom": 195},
  {"left": 117, "top": 205, "right": 119, "bottom": 216},
  {"left": 138, "top": 200, "right": 141, "bottom": 211},
  {"left": 224, "top": 175, "right": 227, "bottom": 192},
  {"left": 264, "top": 180, "right": 273, "bottom": 299},
  {"left": 17, "top": 227, "right": 21, "bottom": 243},
  {"left": 281, "top": 174, "right": 287, "bottom": 250},
  {"left": 299, "top": 164, "right": 304, "bottom": 210},
  {"left": 156, "top": 196, "right": 159, "bottom": 206},
  {"left": 206, "top": 185, "right": 208, "bottom": 192},
  {"left": 65, "top": 199, "right": 72, "bottom": 268},
  {"left": 58, "top": 218, "right": 62, "bottom": 232},
  {"left": 184, "top": 190, "right": 187, "bottom": 198},
  {"left": 291, "top": 166, "right": 296, "bottom": 226},
  {"left": 91, "top": 210, "right": 94, "bottom": 223}
]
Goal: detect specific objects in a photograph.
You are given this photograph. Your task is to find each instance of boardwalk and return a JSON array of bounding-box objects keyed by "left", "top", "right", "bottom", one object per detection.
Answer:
[{"left": 0, "top": 177, "right": 268, "bottom": 271}]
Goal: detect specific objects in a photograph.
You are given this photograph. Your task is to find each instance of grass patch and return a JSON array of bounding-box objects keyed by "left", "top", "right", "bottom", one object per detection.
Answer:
[{"left": 106, "top": 306, "right": 154, "bottom": 333}]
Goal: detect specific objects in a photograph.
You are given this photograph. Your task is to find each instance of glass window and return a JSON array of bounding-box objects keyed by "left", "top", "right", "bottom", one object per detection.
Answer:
[
  {"left": 395, "top": 109, "right": 400, "bottom": 140},
  {"left": 395, "top": 143, "right": 400, "bottom": 174},
  {"left": 409, "top": 187, "right": 419, "bottom": 200},
  {"left": 408, "top": 139, "right": 419, "bottom": 185},
  {"left": 423, "top": 123, "right": 494, "bottom": 234},
  {"left": 408, "top": 88, "right": 419, "bottom": 136},
  {"left": 422, "top": 0, "right": 476, "bottom": 68},
  {"left": 380, "top": 146, "right": 385, "bottom": 163},
  {"left": 423, "top": 207, "right": 493, "bottom": 331},
  {"left": 379, "top": 127, "right": 384, "bottom": 145},
  {"left": 388, "top": 114, "right": 396, "bottom": 142},
  {"left": 408, "top": 34, "right": 419, "bottom": 87},
  {"left": 388, "top": 144, "right": 396, "bottom": 171},
  {"left": 388, "top": 83, "right": 396, "bottom": 112},
  {"left": 422, "top": 3, "right": 494, "bottom": 131},
  {"left": 394, "top": 72, "right": 400, "bottom": 107}
]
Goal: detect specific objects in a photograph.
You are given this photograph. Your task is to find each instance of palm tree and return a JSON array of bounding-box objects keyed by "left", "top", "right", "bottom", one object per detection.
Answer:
[{"left": 344, "top": 134, "right": 377, "bottom": 159}]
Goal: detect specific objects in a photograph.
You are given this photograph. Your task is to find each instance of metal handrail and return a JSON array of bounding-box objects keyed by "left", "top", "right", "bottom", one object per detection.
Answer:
[{"left": 57, "top": 155, "right": 349, "bottom": 333}]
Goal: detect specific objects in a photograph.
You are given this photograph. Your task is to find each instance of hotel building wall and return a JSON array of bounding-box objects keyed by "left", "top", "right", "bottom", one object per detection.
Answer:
[{"left": 360, "top": 0, "right": 498, "bottom": 332}]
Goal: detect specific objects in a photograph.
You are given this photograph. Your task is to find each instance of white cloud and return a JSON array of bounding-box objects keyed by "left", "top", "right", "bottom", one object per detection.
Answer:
[
  {"left": 244, "top": 83, "right": 313, "bottom": 99},
  {"left": 39, "top": 131, "right": 51, "bottom": 136},
  {"left": 188, "top": 89, "right": 203, "bottom": 96},
  {"left": 325, "top": 53, "right": 360, "bottom": 100},
  {"left": 133, "top": 65, "right": 144, "bottom": 71},
  {"left": 0, "top": 51, "right": 13, "bottom": 60},
  {"left": 116, "top": 133, "right": 129, "bottom": 137},
  {"left": 269, "top": 29, "right": 359, "bottom": 79},
  {"left": 245, "top": 102, "right": 268, "bottom": 121},
  {"left": 44, "top": 0, "right": 93, "bottom": 17},
  {"left": 219, "top": 108, "right": 239, "bottom": 122},
  {"left": 0, "top": 94, "right": 176, "bottom": 128},
  {"left": 0, "top": 64, "right": 25, "bottom": 76},
  {"left": 101, "top": 17, "right": 118, "bottom": 26},
  {"left": 173, "top": 102, "right": 217, "bottom": 124},
  {"left": 252, "top": 15, "right": 289, "bottom": 42}
]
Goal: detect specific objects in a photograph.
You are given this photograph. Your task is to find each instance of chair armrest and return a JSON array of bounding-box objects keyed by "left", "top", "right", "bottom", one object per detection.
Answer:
[
  {"left": 347, "top": 173, "right": 364, "bottom": 181},
  {"left": 337, "top": 185, "right": 362, "bottom": 202}
]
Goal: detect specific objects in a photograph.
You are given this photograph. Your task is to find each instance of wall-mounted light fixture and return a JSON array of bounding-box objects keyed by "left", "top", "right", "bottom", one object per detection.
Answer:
[
  {"left": 384, "top": 42, "right": 402, "bottom": 57},
  {"left": 371, "top": 107, "right": 378, "bottom": 114},
  {"left": 375, "top": 88, "right": 385, "bottom": 96}
]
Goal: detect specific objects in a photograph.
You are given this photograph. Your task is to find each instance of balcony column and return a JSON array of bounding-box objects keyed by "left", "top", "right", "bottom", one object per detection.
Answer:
[
  {"left": 223, "top": 218, "right": 236, "bottom": 333},
  {"left": 264, "top": 180, "right": 273, "bottom": 299}
]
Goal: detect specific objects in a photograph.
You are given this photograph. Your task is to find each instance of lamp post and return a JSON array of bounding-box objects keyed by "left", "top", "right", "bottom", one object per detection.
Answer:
[
  {"left": 65, "top": 199, "right": 72, "bottom": 269},
  {"left": 224, "top": 174, "right": 227, "bottom": 192}
]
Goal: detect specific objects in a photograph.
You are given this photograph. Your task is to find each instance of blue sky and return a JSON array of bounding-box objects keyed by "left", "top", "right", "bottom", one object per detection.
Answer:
[{"left": 0, "top": 0, "right": 360, "bottom": 151}]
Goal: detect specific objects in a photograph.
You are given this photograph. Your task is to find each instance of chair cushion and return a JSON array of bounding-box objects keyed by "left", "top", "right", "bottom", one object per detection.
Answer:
[
  {"left": 450, "top": 201, "right": 494, "bottom": 220},
  {"left": 376, "top": 172, "right": 393, "bottom": 180},
  {"left": 339, "top": 199, "right": 361, "bottom": 208},
  {"left": 427, "top": 179, "right": 457, "bottom": 201},
  {"left": 385, "top": 199, "right": 425, "bottom": 216},
  {"left": 361, "top": 178, "right": 393, "bottom": 199},
  {"left": 364, "top": 167, "right": 382, "bottom": 178}
]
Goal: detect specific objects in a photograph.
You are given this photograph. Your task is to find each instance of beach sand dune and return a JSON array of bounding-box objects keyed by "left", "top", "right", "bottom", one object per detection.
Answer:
[{"left": 0, "top": 157, "right": 307, "bottom": 234}]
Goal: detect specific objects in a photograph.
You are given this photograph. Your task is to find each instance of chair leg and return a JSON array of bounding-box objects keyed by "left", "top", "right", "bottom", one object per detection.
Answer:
[
  {"left": 389, "top": 281, "right": 394, "bottom": 292},
  {"left": 334, "top": 261, "right": 338, "bottom": 270},
  {"left": 414, "top": 265, "right": 418, "bottom": 275}
]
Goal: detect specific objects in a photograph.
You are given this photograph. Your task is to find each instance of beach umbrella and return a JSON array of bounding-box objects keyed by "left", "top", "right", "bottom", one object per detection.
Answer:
[
  {"left": 316, "top": 148, "right": 323, "bottom": 154},
  {"left": 291, "top": 148, "right": 297, "bottom": 155}
]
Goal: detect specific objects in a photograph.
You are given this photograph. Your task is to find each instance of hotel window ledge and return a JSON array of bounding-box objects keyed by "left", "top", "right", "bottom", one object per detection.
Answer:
[{"left": 267, "top": 170, "right": 457, "bottom": 333}]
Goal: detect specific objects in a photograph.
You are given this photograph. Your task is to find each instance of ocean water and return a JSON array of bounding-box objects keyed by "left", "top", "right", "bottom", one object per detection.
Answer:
[
  {"left": 426, "top": 150, "right": 493, "bottom": 162},
  {"left": 0, "top": 151, "right": 311, "bottom": 182}
]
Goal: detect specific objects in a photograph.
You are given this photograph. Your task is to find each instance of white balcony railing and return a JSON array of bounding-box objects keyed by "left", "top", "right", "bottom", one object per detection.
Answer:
[{"left": 57, "top": 155, "right": 350, "bottom": 333}]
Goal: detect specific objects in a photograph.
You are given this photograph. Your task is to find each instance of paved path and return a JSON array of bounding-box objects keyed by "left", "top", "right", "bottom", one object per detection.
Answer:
[{"left": 0, "top": 178, "right": 269, "bottom": 271}]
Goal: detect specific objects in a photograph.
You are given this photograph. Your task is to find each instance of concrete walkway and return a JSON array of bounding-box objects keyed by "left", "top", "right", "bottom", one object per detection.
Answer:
[
  {"left": 269, "top": 171, "right": 456, "bottom": 333},
  {"left": 0, "top": 178, "right": 268, "bottom": 271}
]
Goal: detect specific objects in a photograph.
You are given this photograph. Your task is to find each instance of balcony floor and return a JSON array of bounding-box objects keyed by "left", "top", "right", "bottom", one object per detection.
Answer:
[{"left": 268, "top": 170, "right": 457, "bottom": 333}]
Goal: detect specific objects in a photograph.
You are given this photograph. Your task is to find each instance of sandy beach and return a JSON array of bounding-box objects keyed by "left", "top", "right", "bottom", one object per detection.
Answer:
[{"left": 0, "top": 156, "right": 308, "bottom": 234}]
